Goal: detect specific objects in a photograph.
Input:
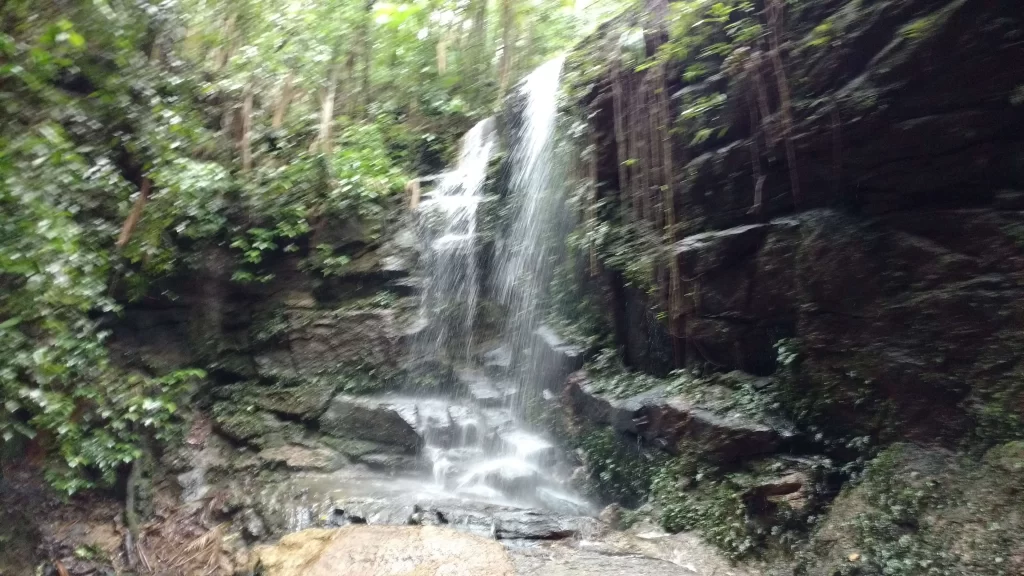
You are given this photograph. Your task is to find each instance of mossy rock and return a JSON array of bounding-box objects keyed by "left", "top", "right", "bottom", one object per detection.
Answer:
[
  {"left": 798, "top": 443, "right": 1024, "bottom": 576},
  {"left": 983, "top": 440, "right": 1024, "bottom": 473},
  {"left": 212, "top": 403, "right": 306, "bottom": 448}
]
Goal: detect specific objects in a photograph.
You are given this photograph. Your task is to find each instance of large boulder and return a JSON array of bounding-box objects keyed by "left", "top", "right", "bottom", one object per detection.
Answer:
[
  {"left": 799, "top": 443, "right": 1024, "bottom": 576},
  {"left": 565, "top": 371, "right": 792, "bottom": 462}
]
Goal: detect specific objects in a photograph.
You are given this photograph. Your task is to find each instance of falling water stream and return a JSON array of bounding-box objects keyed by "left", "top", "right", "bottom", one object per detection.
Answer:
[
  {"left": 492, "top": 55, "right": 571, "bottom": 417},
  {"left": 409, "top": 117, "right": 497, "bottom": 373},
  {"left": 404, "top": 56, "right": 588, "bottom": 514}
]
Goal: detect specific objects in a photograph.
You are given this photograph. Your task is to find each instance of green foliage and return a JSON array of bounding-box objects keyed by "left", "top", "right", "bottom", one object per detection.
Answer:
[
  {"left": 306, "top": 245, "right": 353, "bottom": 277},
  {"left": 970, "top": 379, "right": 1024, "bottom": 445},
  {"left": 653, "top": 456, "right": 757, "bottom": 558},
  {"left": 574, "top": 426, "right": 666, "bottom": 505},
  {"left": 0, "top": 307, "right": 206, "bottom": 493},
  {"left": 899, "top": 2, "right": 957, "bottom": 42},
  {"left": 568, "top": 207, "right": 664, "bottom": 294},
  {"left": 0, "top": 0, "right": 631, "bottom": 497},
  {"left": 545, "top": 261, "right": 612, "bottom": 352},
  {"left": 844, "top": 448, "right": 953, "bottom": 576},
  {"left": 584, "top": 350, "right": 664, "bottom": 397},
  {"left": 806, "top": 20, "right": 834, "bottom": 48}
]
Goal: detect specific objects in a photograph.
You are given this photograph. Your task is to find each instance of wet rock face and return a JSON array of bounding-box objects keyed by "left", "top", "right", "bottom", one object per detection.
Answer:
[
  {"left": 531, "top": 326, "right": 586, "bottom": 392},
  {"left": 676, "top": 209, "right": 1024, "bottom": 441},
  {"left": 107, "top": 218, "right": 425, "bottom": 432},
  {"left": 574, "top": 0, "right": 1024, "bottom": 445}
]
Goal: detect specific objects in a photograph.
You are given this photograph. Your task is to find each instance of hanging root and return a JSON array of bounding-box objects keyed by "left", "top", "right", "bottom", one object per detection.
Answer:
[
  {"left": 766, "top": 0, "right": 801, "bottom": 207},
  {"left": 744, "top": 53, "right": 765, "bottom": 216},
  {"left": 610, "top": 52, "right": 630, "bottom": 223}
]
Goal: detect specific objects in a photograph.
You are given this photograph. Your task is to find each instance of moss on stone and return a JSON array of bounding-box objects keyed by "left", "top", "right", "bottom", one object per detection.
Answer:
[
  {"left": 212, "top": 403, "right": 279, "bottom": 443},
  {"left": 650, "top": 449, "right": 835, "bottom": 561},
  {"left": 796, "top": 443, "right": 1024, "bottom": 576},
  {"left": 572, "top": 425, "right": 667, "bottom": 506},
  {"left": 970, "top": 377, "right": 1024, "bottom": 445},
  {"left": 899, "top": 0, "right": 965, "bottom": 41},
  {"left": 581, "top": 355, "right": 664, "bottom": 398},
  {"left": 983, "top": 440, "right": 1024, "bottom": 473},
  {"left": 211, "top": 402, "right": 306, "bottom": 448},
  {"left": 320, "top": 436, "right": 392, "bottom": 459},
  {"left": 655, "top": 462, "right": 756, "bottom": 558}
]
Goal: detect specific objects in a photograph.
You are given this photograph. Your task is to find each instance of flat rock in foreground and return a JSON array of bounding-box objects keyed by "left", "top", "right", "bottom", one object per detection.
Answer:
[
  {"left": 253, "top": 523, "right": 757, "bottom": 576},
  {"left": 255, "top": 525, "right": 515, "bottom": 576}
]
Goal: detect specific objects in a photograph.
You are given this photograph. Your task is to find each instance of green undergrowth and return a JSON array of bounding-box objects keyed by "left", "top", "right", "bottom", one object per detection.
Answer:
[
  {"left": 573, "top": 418, "right": 833, "bottom": 560},
  {"left": 654, "top": 457, "right": 759, "bottom": 558},
  {"left": 573, "top": 425, "right": 668, "bottom": 506},
  {"left": 581, "top": 349, "right": 665, "bottom": 398}
]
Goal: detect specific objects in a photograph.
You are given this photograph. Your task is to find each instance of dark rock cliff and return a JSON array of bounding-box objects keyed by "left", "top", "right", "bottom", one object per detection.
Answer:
[
  {"left": 565, "top": 0, "right": 1024, "bottom": 445},
  {"left": 555, "top": 1, "right": 1024, "bottom": 567}
]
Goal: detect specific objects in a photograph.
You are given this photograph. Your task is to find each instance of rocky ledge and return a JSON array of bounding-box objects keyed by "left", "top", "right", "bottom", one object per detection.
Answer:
[{"left": 564, "top": 370, "right": 795, "bottom": 462}]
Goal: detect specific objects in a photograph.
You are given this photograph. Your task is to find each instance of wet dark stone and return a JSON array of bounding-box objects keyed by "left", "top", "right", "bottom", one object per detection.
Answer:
[
  {"left": 319, "top": 395, "right": 423, "bottom": 454},
  {"left": 565, "top": 371, "right": 792, "bottom": 462},
  {"left": 532, "top": 326, "right": 586, "bottom": 393}
]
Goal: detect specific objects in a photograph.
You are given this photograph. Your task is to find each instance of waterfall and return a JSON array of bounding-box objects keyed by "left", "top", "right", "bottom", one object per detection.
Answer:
[
  {"left": 408, "top": 117, "right": 497, "bottom": 378},
  {"left": 401, "top": 58, "right": 588, "bottom": 515},
  {"left": 492, "top": 55, "right": 570, "bottom": 416}
]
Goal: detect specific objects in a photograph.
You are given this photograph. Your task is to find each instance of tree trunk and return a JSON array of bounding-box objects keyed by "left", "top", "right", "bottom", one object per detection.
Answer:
[
  {"left": 358, "top": 0, "right": 373, "bottom": 116},
  {"left": 319, "top": 63, "right": 338, "bottom": 155},
  {"left": 272, "top": 71, "right": 295, "bottom": 129},
  {"left": 610, "top": 55, "right": 630, "bottom": 223},
  {"left": 468, "top": 0, "right": 489, "bottom": 94},
  {"left": 116, "top": 179, "right": 151, "bottom": 250},
  {"left": 240, "top": 82, "right": 254, "bottom": 172},
  {"left": 766, "top": 0, "right": 801, "bottom": 206},
  {"left": 215, "top": 13, "right": 236, "bottom": 71},
  {"left": 498, "top": 0, "right": 515, "bottom": 94},
  {"left": 436, "top": 30, "right": 449, "bottom": 74}
]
